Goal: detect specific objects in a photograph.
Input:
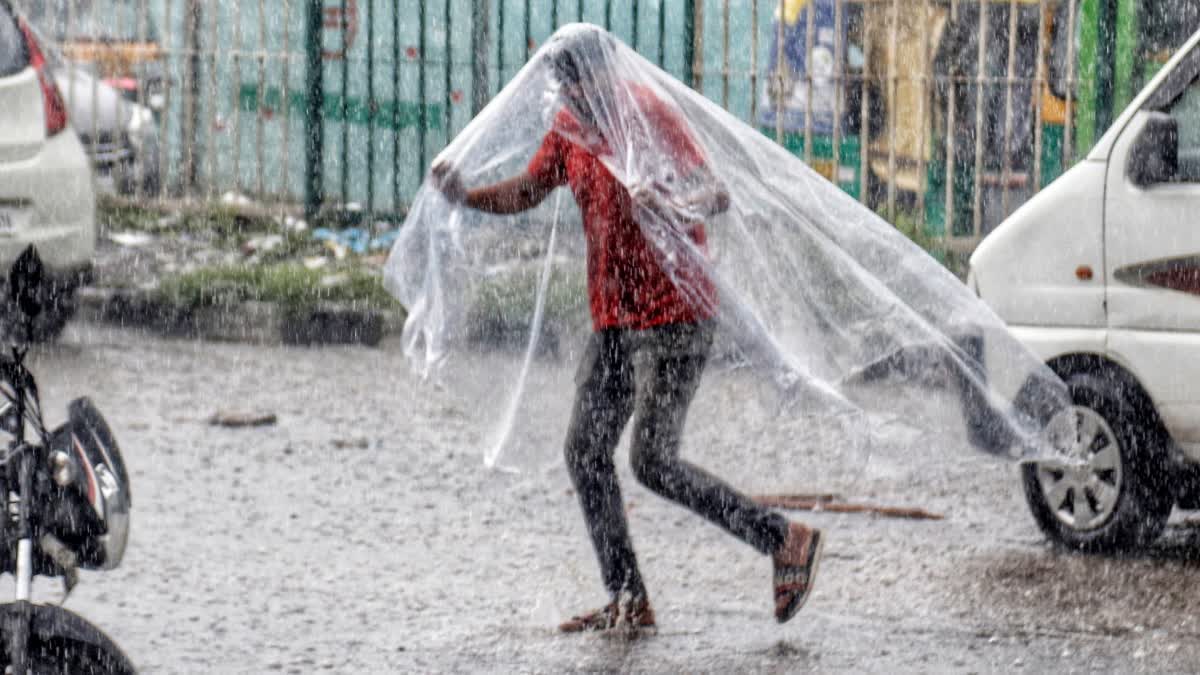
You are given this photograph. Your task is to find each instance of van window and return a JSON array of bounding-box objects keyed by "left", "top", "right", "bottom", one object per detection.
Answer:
[
  {"left": 1166, "top": 79, "right": 1200, "bottom": 181},
  {"left": 0, "top": 1, "right": 29, "bottom": 78}
]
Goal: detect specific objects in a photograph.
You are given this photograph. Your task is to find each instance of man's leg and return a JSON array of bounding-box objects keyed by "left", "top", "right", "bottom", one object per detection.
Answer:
[
  {"left": 629, "top": 321, "right": 823, "bottom": 623},
  {"left": 628, "top": 321, "right": 789, "bottom": 555},
  {"left": 563, "top": 330, "right": 644, "bottom": 600}
]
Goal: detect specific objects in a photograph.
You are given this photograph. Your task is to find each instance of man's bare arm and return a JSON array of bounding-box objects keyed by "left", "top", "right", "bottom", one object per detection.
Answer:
[
  {"left": 463, "top": 172, "right": 557, "bottom": 214},
  {"left": 432, "top": 160, "right": 556, "bottom": 215}
]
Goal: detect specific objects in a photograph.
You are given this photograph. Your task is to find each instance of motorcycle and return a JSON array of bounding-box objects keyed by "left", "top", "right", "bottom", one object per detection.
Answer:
[{"left": 0, "top": 247, "right": 134, "bottom": 674}]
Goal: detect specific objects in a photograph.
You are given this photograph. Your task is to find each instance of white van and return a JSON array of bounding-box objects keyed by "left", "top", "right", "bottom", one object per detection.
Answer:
[{"left": 968, "top": 28, "right": 1200, "bottom": 551}]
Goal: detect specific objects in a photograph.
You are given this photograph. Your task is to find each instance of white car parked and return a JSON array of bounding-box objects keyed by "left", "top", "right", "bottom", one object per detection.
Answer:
[
  {"left": 0, "top": 0, "right": 95, "bottom": 340},
  {"left": 970, "top": 27, "right": 1200, "bottom": 552}
]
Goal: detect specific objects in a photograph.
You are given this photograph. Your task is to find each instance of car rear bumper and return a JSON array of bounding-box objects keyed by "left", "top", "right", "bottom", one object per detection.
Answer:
[{"left": 0, "top": 130, "right": 95, "bottom": 272}]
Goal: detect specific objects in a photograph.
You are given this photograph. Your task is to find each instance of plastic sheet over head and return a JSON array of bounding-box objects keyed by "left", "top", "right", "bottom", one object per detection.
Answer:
[{"left": 384, "top": 24, "right": 1072, "bottom": 485}]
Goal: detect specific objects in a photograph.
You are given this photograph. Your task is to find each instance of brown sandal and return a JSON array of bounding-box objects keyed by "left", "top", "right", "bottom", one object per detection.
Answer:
[
  {"left": 772, "top": 524, "right": 824, "bottom": 623},
  {"left": 558, "top": 595, "right": 656, "bottom": 633}
]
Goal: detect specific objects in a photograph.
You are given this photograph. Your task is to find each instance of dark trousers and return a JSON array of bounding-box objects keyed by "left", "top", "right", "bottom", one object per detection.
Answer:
[{"left": 563, "top": 320, "right": 790, "bottom": 599}]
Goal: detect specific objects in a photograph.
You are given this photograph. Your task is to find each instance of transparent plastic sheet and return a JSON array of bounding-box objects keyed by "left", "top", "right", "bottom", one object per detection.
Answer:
[{"left": 384, "top": 24, "right": 1071, "bottom": 487}]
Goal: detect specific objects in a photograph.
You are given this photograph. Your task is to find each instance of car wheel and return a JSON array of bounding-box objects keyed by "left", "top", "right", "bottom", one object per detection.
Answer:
[{"left": 1021, "top": 371, "right": 1173, "bottom": 552}]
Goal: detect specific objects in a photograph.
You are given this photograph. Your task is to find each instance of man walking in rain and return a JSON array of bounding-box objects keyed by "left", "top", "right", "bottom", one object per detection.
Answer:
[{"left": 431, "top": 26, "right": 823, "bottom": 633}]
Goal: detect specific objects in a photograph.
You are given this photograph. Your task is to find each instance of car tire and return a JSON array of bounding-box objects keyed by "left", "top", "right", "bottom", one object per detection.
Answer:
[{"left": 1021, "top": 370, "right": 1173, "bottom": 552}]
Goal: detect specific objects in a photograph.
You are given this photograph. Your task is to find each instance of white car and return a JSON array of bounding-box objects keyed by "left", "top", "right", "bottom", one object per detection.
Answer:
[
  {"left": 969, "top": 27, "right": 1200, "bottom": 551},
  {"left": 0, "top": 0, "right": 95, "bottom": 340}
]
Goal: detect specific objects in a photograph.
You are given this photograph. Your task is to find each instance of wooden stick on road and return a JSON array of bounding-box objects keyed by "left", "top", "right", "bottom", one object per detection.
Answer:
[{"left": 753, "top": 494, "right": 945, "bottom": 521}]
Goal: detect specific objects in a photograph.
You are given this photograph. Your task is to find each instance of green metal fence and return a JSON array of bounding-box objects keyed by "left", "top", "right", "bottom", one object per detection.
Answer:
[
  {"left": 20, "top": 0, "right": 1193, "bottom": 251},
  {"left": 85, "top": 0, "right": 734, "bottom": 220}
]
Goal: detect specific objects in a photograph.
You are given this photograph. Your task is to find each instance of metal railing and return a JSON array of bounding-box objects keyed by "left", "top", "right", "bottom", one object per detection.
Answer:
[{"left": 17, "top": 0, "right": 1172, "bottom": 254}]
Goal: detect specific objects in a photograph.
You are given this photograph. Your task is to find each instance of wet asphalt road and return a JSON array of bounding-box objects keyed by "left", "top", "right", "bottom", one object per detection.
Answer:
[{"left": 18, "top": 321, "right": 1200, "bottom": 673}]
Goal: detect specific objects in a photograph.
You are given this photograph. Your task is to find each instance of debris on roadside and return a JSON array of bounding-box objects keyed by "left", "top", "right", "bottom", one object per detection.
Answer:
[
  {"left": 90, "top": 196, "right": 404, "bottom": 346},
  {"left": 208, "top": 410, "right": 278, "bottom": 428},
  {"left": 108, "top": 231, "right": 155, "bottom": 248},
  {"left": 220, "top": 191, "right": 254, "bottom": 207},
  {"left": 240, "top": 234, "right": 285, "bottom": 257},
  {"left": 311, "top": 226, "right": 400, "bottom": 256}
]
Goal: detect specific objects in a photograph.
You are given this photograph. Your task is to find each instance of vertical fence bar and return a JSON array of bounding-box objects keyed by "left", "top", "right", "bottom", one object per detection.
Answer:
[
  {"left": 632, "top": 0, "right": 640, "bottom": 50},
  {"left": 115, "top": 0, "right": 127, "bottom": 192},
  {"left": 750, "top": 0, "right": 759, "bottom": 123},
  {"left": 232, "top": 0, "right": 244, "bottom": 195},
  {"left": 604, "top": 0, "right": 612, "bottom": 31},
  {"left": 944, "top": 0, "right": 957, "bottom": 236},
  {"left": 552, "top": 0, "right": 558, "bottom": 30},
  {"left": 257, "top": 0, "right": 268, "bottom": 200},
  {"left": 419, "top": 0, "right": 428, "bottom": 178},
  {"left": 393, "top": 0, "right": 401, "bottom": 211},
  {"left": 133, "top": 0, "right": 147, "bottom": 199},
  {"left": 803, "top": 0, "right": 815, "bottom": 166},
  {"left": 471, "top": 0, "right": 491, "bottom": 116},
  {"left": 1064, "top": 0, "right": 1077, "bottom": 164},
  {"left": 915, "top": 0, "right": 930, "bottom": 229},
  {"left": 158, "top": 0, "right": 172, "bottom": 200},
  {"left": 339, "top": 0, "right": 350, "bottom": 204},
  {"left": 1000, "top": 0, "right": 1019, "bottom": 218},
  {"left": 445, "top": 0, "right": 454, "bottom": 146},
  {"left": 1112, "top": 0, "right": 1136, "bottom": 122},
  {"left": 90, "top": 0, "right": 100, "bottom": 170},
  {"left": 1092, "top": 0, "right": 1116, "bottom": 136},
  {"left": 304, "top": 0, "right": 324, "bottom": 220},
  {"left": 1032, "top": 0, "right": 1046, "bottom": 191},
  {"left": 206, "top": 1, "right": 219, "bottom": 199},
  {"left": 498, "top": 0, "right": 505, "bottom": 85},
  {"left": 857, "top": 0, "right": 870, "bottom": 205},
  {"left": 684, "top": 0, "right": 697, "bottom": 89},
  {"left": 525, "top": 0, "right": 533, "bottom": 57},
  {"left": 693, "top": 1, "right": 704, "bottom": 93},
  {"left": 722, "top": 0, "right": 730, "bottom": 108},
  {"left": 183, "top": 0, "right": 201, "bottom": 195},
  {"left": 972, "top": 0, "right": 989, "bottom": 238},
  {"left": 366, "top": 0, "right": 376, "bottom": 215},
  {"left": 578, "top": 0, "right": 584, "bottom": 23},
  {"left": 830, "top": 0, "right": 842, "bottom": 192},
  {"left": 887, "top": 0, "right": 900, "bottom": 222},
  {"left": 283, "top": 0, "right": 293, "bottom": 202},
  {"left": 657, "top": 0, "right": 666, "bottom": 67},
  {"left": 774, "top": 0, "right": 784, "bottom": 143}
]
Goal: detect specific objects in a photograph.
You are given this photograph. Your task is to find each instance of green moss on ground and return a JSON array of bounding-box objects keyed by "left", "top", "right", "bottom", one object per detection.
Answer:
[{"left": 156, "top": 263, "right": 402, "bottom": 316}]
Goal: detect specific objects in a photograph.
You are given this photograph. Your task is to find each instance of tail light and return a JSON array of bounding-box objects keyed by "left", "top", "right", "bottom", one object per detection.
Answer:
[{"left": 17, "top": 20, "right": 67, "bottom": 137}]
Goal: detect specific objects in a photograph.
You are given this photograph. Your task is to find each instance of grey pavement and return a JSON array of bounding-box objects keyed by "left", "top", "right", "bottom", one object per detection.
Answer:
[{"left": 21, "top": 320, "right": 1200, "bottom": 674}]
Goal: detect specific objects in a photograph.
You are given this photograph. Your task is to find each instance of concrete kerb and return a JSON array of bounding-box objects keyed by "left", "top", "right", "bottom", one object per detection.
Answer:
[{"left": 76, "top": 286, "right": 403, "bottom": 347}]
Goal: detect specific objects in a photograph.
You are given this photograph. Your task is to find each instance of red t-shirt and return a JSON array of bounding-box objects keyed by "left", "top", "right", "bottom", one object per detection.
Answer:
[{"left": 527, "top": 87, "right": 718, "bottom": 331}]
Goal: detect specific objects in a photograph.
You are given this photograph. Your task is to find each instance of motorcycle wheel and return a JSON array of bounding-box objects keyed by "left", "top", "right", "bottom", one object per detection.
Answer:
[{"left": 0, "top": 605, "right": 135, "bottom": 675}]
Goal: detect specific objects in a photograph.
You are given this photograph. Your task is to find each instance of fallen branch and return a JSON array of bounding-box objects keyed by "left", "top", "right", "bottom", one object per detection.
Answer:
[{"left": 753, "top": 494, "right": 944, "bottom": 521}]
